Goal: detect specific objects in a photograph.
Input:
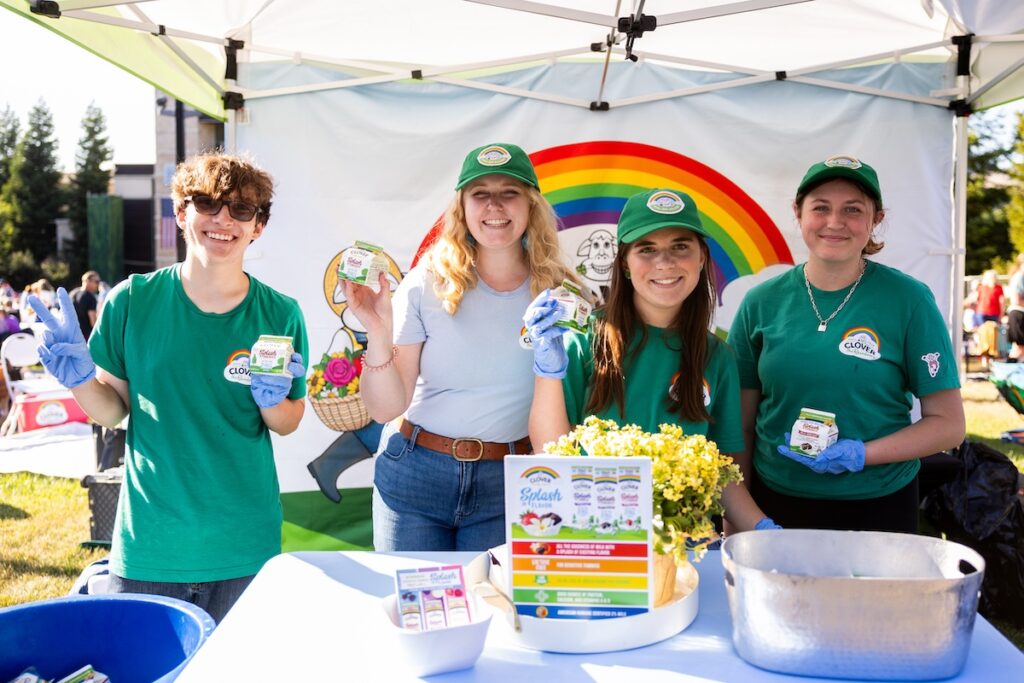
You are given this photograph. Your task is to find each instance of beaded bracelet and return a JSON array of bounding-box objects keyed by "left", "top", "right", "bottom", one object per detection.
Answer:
[{"left": 363, "top": 345, "right": 398, "bottom": 372}]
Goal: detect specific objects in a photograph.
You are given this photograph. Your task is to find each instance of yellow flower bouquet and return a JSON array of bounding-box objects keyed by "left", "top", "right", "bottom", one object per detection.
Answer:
[{"left": 543, "top": 416, "right": 741, "bottom": 561}]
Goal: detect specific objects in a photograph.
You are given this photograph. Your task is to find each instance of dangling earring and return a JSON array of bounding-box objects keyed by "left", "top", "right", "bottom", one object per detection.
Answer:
[
  {"left": 624, "top": 269, "right": 631, "bottom": 280},
  {"left": 521, "top": 235, "right": 529, "bottom": 250},
  {"left": 467, "top": 233, "right": 477, "bottom": 245}
]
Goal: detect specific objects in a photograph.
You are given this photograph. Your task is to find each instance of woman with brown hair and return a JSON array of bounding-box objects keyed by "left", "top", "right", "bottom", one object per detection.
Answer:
[
  {"left": 527, "top": 188, "right": 775, "bottom": 532},
  {"left": 729, "top": 155, "right": 964, "bottom": 532}
]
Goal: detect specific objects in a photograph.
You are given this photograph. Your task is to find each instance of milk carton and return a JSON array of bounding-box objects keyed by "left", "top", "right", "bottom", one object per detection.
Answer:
[
  {"left": 551, "top": 279, "right": 592, "bottom": 333},
  {"left": 788, "top": 407, "right": 838, "bottom": 457},
  {"left": 249, "top": 335, "right": 295, "bottom": 378},
  {"left": 338, "top": 240, "right": 389, "bottom": 292}
]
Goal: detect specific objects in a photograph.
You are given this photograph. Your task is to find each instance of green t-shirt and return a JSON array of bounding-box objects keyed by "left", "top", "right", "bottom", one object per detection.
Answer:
[
  {"left": 561, "top": 325, "right": 744, "bottom": 453},
  {"left": 90, "top": 265, "right": 308, "bottom": 582},
  {"left": 728, "top": 261, "right": 960, "bottom": 500}
]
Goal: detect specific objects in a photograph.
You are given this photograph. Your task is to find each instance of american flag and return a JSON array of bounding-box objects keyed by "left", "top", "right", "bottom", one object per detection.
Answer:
[{"left": 160, "top": 198, "right": 177, "bottom": 250}]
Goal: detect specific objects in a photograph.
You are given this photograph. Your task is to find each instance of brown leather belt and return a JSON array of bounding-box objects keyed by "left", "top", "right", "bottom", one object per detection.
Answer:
[{"left": 399, "top": 419, "right": 531, "bottom": 461}]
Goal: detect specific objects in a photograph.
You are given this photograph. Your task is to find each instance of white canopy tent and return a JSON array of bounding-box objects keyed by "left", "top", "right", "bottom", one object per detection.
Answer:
[
  {"left": 5, "top": 0, "right": 1024, "bottom": 333},
  {"left": 6, "top": 0, "right": 1024, "bottom": 547}
]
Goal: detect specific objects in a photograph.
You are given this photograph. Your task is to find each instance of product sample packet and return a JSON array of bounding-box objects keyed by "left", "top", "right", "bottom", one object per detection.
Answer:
[{"left": 394, "top": 564, "right": 472, "bottom": 632}]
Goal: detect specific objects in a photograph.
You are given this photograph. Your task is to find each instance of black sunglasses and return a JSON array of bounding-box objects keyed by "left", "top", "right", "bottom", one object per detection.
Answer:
[{"left": 185, "top": 194, "right": 262, "bottom": 222}]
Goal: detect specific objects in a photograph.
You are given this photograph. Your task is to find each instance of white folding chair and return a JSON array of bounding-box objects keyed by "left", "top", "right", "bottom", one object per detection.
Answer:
[
  {"left": 1, "top": 332, "right": 41, "bottom": 404},
  {"left": 1, "top": 332, "right": 44, "bottom": 435}
]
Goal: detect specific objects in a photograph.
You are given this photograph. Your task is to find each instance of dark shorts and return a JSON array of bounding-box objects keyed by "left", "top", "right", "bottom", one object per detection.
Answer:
[
  {"left": 751, "top": 472, "right": 919, "bottom": 533},
  {"left": 1008, "top": 310, "right": 1024, "bottom": 345}
]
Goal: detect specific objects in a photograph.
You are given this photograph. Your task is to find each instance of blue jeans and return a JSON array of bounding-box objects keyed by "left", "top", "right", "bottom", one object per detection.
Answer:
[
  {"left": 108, "top": 573, "right": 254, "bottom": 624},
  {"left": 373, "top": 422, "right": 507, "bottom": 551}
]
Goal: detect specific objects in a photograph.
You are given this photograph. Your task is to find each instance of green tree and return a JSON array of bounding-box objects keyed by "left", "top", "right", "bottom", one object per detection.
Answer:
[
  {"left": 0, "top": 105, "right": 19, "bottom": 190},
  {"left": 0, "top": 100, "right": 62, "bottom": 263},
  {"left": 1006, "top": 112, "right": 1024, "bottom": 257},
  {"left": 67, "top": 102, "right": 112, "bottom": 275},
  {"left": 966, "top": 112, "right": 1013, "bottom": 275}
]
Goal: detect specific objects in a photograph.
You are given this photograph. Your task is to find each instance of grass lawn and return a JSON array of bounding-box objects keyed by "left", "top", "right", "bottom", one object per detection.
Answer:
[
  {"left": 1, "top": 382, "right": 1021, "bottom": 650},
  {"left": 0, "top": 472, "right": 106, "bottom": 606}
]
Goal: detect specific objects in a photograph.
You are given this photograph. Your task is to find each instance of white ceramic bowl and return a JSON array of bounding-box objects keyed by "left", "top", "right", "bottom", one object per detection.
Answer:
[{"left": 380, "top": 592, "right": 492, "bottom": 677}]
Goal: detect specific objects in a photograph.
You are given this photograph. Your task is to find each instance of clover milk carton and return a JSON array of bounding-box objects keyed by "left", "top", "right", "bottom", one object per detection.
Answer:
[
  {"left": 551, "top": 279, "right": 592, "bottom": 333},
  {"left": 249, "top": 335, "right": 294, "bottom": 379},
  {"left": 338, "top": 240, "right": 389, "bottom": 292},
  {"left": 788, "top": 407, "right": 838, "bottom": 457}
]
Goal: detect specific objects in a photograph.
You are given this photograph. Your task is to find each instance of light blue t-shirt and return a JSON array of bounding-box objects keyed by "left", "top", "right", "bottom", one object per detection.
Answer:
[{"left": 393, "top": 264, "right": 534, "bottom": 442}]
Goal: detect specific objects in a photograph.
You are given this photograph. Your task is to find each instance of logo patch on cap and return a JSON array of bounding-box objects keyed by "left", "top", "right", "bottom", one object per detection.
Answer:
[
  {"left": 646, "top": 191, "right": 685, "bottom": 215},
  {"left": 477, "top": 146, "right": 512, "bottom": 167},
  {"left": 824, "top": 155, "right": 862, "bottom": 170}
]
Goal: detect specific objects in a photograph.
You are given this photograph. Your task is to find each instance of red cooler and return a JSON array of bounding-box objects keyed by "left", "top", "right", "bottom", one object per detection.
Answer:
[{"left": 15, "top": 391, "right": 90, "bottom": 432}]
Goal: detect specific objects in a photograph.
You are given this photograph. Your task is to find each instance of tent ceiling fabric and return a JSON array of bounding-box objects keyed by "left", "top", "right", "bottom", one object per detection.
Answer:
[{"left": 3, "top": 0, "right": 1024, "bottom": 115}]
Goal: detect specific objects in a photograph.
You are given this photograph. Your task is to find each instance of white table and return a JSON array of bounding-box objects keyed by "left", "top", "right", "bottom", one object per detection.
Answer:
[{"left": 178, "top": 550, "right": 1022, "bottom": 681}]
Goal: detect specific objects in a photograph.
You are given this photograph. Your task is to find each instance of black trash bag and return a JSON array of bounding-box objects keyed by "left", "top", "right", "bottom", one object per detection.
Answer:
[{"left": 922, "top": 440, "right": 1024, "bottom": 626}]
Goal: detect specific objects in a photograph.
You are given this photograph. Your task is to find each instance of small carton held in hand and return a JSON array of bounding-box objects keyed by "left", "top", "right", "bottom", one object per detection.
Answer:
[
  {"left": 338, "top": 240, "right": 389, "bottom": 292},
  {"left": 552, "top": 279, "right": 592, "bottom": 333},
  {"left": 249, "top": 335, "right": 295, "bottom": 379},
  {"left": 789, "top": 407, "right": 838, "bottom": 457}
]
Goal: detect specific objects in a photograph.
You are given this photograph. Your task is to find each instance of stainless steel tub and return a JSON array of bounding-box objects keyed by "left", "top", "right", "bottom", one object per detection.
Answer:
[{"left": 721, "top": 530, "right": 985, "bottom": 680}]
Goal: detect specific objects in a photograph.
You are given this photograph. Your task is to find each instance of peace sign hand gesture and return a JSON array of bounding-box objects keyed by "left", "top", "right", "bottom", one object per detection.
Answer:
[{"left": 27, "top": 287, "right": 97, "bottom": 389}]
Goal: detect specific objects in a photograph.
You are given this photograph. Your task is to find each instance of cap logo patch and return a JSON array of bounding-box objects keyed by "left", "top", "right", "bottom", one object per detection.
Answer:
[
  {"left": 477, "top": 146, "right": 512, "bottom": 167},
  {"left": 824, "top": 155, "right": 862, "bottom": 170},
  {"left": 646, "top": 191, "right": 684, "bottom": 215}
]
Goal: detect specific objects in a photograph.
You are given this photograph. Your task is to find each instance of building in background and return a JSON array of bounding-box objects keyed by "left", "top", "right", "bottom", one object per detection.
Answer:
[
  {"left": 113, "top": 164, "right": 154, "bottom": 275},
  {"left": 153, "top": 91, "right": 223, "bottom": 267}
]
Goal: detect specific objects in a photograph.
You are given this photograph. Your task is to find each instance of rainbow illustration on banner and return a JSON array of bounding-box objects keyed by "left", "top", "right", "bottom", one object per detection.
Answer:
[
  {"left": 413, "top": 141, "right": 793, "bottom": 295},
  {"left": 532, "top": 141, "right": 793, "bottom": 295}
]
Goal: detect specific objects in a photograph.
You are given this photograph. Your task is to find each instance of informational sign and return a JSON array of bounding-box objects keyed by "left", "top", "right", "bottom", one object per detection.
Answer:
[{"left": 504, "top": 455, "right": 653, "bottom": 620}]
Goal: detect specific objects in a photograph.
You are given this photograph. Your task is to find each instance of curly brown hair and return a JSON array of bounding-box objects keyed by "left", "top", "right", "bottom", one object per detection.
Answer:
[{"left": 171, "top": 150, "right": 274, "bottom": 225}]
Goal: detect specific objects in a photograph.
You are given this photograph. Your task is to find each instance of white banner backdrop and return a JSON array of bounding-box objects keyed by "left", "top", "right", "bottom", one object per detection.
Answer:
[{"left": 235, "top": 61, "right": 953, "bottom": 496}]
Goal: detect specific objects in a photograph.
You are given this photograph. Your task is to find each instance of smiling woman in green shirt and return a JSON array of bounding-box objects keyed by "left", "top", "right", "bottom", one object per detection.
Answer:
[
  {"left": 728, "top": 155, "right": 965, "bottom": 532},
  {"left": 527, "top": 188, "right": 776, "bottom": 533}
]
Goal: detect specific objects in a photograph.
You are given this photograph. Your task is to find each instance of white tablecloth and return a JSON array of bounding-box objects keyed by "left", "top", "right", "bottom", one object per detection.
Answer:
[{"left": 177, "top": 550, "right": 1022, "bottom": 681}]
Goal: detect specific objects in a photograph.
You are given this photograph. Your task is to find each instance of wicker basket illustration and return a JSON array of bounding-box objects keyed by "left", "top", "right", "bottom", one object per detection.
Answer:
[{"left": 308, "top": 393, "right": 371, "bottom": 432}]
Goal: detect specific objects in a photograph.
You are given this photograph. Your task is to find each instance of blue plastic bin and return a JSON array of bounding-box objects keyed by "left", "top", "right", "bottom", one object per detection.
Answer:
[{"left": 0, "top": 593, "right": 215, "bottom": 682}]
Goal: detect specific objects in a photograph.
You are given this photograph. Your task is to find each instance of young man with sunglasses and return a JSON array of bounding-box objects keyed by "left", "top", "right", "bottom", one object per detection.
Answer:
[{"left": 29, "top": 151, "right": 308, "bottom": 622}]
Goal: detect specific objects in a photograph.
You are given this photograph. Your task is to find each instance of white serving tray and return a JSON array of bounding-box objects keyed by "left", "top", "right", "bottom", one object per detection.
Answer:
[{"left": 465, "top": 548, "right": 699, "bottom": 654}]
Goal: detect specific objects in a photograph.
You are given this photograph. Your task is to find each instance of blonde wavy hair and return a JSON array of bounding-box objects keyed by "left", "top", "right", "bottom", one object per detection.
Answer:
[{"left": 426, "top": 182, "right": 580, "bottom": 315}]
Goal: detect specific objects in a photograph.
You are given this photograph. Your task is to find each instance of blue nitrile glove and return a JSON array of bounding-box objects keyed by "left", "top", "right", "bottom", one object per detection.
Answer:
[
  {"left": 754, "top": 516, "right": 782, "bottom": 531},
  {"left": 777, "top": 433, "right": 865, "bottom": 474},
  {"left": 250, "top": 352, "right": 305, "bottom": 409},
  {"left": 28, "top": 288, "right": 96, "bottom": 389},
  {"left": 524, "top": 290, "right": 568, "bottom": 379}
]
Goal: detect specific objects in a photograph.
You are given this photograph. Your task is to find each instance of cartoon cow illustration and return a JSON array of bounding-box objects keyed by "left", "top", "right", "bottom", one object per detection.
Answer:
[{"left": 576, "top": 228, "right": 616, "bottom": 286}]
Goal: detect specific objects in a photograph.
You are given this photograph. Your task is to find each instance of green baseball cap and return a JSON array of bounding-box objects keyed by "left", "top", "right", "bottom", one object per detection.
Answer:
[
  {"left": 455, "top": 143, "right": 539, "bottom": 190},
  {"left": 617, "top": 188, "right": 709, "bottom": 244},
  {"left": 797, "top": 154, "right": 882, "bottom": 205}
]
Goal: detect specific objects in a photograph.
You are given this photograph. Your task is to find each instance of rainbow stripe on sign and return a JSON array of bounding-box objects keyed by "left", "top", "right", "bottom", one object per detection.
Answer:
[
  {"left": 531, "top": 140, "right": 793, "bottom": 295},
  {"left": 521, "top": 466, "right": 560, "bottom": 480}
]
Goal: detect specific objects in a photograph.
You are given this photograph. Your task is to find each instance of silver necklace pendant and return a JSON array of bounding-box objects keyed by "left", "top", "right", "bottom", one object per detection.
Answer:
[{"left": 804, "top": 260, "right": 866, "bottom": 334}]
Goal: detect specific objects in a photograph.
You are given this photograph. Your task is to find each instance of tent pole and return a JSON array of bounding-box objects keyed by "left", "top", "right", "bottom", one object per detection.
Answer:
[{"left": 953, "top": 114, "right": 968, "bottom": 375}]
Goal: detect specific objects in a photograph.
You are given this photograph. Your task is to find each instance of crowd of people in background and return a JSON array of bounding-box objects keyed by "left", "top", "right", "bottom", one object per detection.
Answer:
[
  {"left": 963, "top": 257, "right": 1024, "bottom": 369},
  {"left": 0, "top": 274, "right": 110, "bottom": 346}
]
